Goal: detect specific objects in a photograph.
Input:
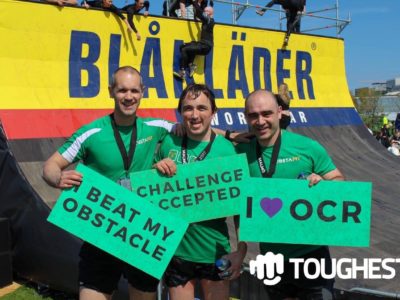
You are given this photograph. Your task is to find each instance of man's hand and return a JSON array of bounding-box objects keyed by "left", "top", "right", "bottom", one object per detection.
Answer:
[
  {"left": 144, "top": 11, "right": 149, "bottom": 16},
  {"left": 171, "top": 123, "right": 186, "bottom": 137},
  {"left": 57, "top": 170, "right": 83, "bottom": 189},
  {"left": 305, "top": 173, "right": 323, "bottom": 187},
  {"left": 153, "top": 158, "right": 177, "bottom": 177},
  {"left": 221, "top": 246, "right": 246, "bottom": 280},
  {"left": 230, "top": 131, "right": 254, "bottom": 143},
  {"left": 136, "top": 32, "right": 141, "bottom": 40}
]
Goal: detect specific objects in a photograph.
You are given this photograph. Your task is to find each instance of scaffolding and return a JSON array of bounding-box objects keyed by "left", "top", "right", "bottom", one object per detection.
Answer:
[{"left": 215, "top": 0, "right": 351, "bottom": 37}]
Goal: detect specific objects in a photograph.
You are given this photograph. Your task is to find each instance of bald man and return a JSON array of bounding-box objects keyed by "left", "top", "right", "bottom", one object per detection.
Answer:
[
  {"left": 173, "top": 0, "right": 215, "bottom": 80},
  {"left": 236, "top": 89, "right": 344, "bottom": 300}
]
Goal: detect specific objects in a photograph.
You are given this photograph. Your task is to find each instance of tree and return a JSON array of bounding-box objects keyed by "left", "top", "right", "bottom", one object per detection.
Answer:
[{"left": 353, "top": 88, "right": 383, "bottom": 132}]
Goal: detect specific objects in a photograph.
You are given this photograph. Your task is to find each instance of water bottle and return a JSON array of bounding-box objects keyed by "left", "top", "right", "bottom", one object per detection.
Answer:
[
  {"left": 215, "top": 258, "right": 231, "bottom": 279},
  {"left": 297, "top": 172, "right": 308, "bottom": 180}
]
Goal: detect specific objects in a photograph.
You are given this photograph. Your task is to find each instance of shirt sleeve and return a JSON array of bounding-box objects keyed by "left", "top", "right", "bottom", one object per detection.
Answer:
[
  {"left": 109, "top": 4, "right": 126, "bottom": 20},
  {"left": 125, "top": 5, "right": 138, "bottom": 33},
  {"left": 310, "top": 140, "right": 337, "bottom": 176},
  {"left": 143, "top": 119, "right": 175, "bottom": 142},
  {"left": 144, "top": 0, "right": 150, "bottom": 11},
  {"left": 58, "top": 126, "right": 101, "bottom": 163}
]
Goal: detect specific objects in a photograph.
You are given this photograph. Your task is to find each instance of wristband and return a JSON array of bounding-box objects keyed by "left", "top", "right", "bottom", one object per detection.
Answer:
[{"left": 224, "top": 130, "right": 235, "bottom": 141}]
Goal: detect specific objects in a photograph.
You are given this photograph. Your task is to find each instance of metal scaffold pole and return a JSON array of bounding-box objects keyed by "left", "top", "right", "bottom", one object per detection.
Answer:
[{"left": 212, "top": 0, "right": 351, "bottom": 36}]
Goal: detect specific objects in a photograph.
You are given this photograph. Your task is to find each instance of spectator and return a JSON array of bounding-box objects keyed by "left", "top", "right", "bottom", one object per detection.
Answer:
[
  {"left": 83, "top": 0, "right": 135, "bottom": 33},
  {"left": 276, "top": 83, "right": 291, "bottom": 129},
  {"left": 256, "top": 0, "right": 306, "bottom": 45},
  {"left": 380, "top": 124, "right": 390, "bottom": 148},
  {"left": 173, "top": 0, "right": 214, "bottom": 80},
  {"left": 45, "top": 0, "right": 78, "bottom": 6},
  {"left": 122, "top": 0, "right": 150, "bottom": 41},
  {"left": 395, "top": 113, "right": 400, "bottom": 132}
]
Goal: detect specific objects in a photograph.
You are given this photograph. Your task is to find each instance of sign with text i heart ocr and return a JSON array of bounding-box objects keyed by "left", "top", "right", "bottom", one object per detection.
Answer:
[{"left": 240, "top": 178, "right": 372, "bottom": 247}]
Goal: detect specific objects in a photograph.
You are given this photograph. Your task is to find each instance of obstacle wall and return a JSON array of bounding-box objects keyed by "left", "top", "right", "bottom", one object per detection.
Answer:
[{"left": 0, "top": 0, "right": 360, "bottom": 141}]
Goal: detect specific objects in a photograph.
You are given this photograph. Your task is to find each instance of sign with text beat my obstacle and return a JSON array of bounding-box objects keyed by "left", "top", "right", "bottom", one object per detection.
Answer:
[
  {"left": 130, "top": 154, "right": 250, "bottom": 222},
  {"left": 47, "top": 164, "right": 188, "bottom": 279},
  {"left": 241, "top": 178, "right": 372, "bottom": 247}
]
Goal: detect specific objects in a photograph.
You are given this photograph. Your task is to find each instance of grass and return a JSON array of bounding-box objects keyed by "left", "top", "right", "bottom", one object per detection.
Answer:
[
  {"left": 0, "top": 284, "right": 77, "bottom": 300},
  {"left": 0, "top": 285, "right": 52, "bottom": 300}
]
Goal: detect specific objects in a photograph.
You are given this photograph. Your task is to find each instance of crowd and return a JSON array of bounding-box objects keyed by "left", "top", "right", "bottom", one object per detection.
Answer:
[{"left": 376, "top": 113, "right": 400, "bottom": 156}]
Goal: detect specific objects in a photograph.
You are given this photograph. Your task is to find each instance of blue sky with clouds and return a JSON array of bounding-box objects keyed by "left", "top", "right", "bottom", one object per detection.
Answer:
[{"left": 115, "top": 0, "right": 400, "bottom": 91}]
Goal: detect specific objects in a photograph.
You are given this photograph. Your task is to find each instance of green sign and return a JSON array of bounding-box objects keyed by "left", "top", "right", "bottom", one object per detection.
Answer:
[
  {"left": 130, "top": 154, "right": 250, "bottom": 222},
  {"left": 47, "top": 164, "right": 188, "bottom": 279},
  {"left": 240, "top": 178, "right": 372, "bottom": 247}
]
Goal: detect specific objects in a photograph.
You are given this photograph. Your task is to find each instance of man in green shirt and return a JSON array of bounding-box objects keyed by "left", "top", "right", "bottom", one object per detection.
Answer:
[
  {"left": 153, "top": 84, "right": 247, "bottom": 300},
  {"left": 42, "top": 66, "right": 176, "bottom": 300},
  {"left": 236, "top": 89, "right": 344, "bottom": 300}
]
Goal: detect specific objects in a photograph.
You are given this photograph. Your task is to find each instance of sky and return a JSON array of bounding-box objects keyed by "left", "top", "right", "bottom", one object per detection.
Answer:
[{"left": 114, "top": 0, "right": 400, "bottom": 92}]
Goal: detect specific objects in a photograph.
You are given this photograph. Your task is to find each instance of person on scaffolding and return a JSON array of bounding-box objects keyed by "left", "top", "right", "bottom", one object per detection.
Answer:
[
  {"left": 173, "top": 0, "right": 214, "bottom": 80},
  {"left": 121, "top": 0, "right": 150, "bottom": 41},
  {"left": 256, "top": 0, "right": 306, "bottom": 46},
  {"left": 82, "top": 0, "right": 135, "bottom": 34}
]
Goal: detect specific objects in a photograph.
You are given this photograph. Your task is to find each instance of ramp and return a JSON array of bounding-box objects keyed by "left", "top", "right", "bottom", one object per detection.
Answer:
[{"left": 1, "top": 0, "right": 400, "bottom": 294}]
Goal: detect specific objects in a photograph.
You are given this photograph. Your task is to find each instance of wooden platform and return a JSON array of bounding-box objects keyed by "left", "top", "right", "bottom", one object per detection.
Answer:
[{"left": 0, "top": 282, "right": 20, "bottom": 297}]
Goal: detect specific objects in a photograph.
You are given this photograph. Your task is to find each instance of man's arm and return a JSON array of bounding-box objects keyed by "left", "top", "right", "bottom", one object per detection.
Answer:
[
  {"left": 143, "top": 0, "right": 150, "bottom": 14},
  {"left": 125, "top": 5, "right": 141, "bottom": 39},
  {"left": 42, "top": 152, "right": 83, "bottom": 189},
  {"left": 306, "top": 168, "right": 344, "bottom": 187},
  {"left": 222, "top": 215, "right": 247, "bottom": 279},
  {"left": 322, "top": 168, "right": 344, "bottom": 181},
  {"left": 192, "top": 0, "right": 208, "bottom": 22}
]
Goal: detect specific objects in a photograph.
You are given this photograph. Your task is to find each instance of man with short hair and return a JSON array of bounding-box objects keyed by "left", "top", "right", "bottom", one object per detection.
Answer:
[
  {"left": 236, "top": 89, "right": 344, "bottom": 300},
  {"left": 42, "top": 66, "right": 177, "bottom": 300}
]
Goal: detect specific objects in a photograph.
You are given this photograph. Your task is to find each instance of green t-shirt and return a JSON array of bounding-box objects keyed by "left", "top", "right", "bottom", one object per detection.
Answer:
[
  {"left": 155, "top": 133, "right": 236, "bottom": 263},
  {"left": 236, "top": 130, "right": 337, "bottom": 259},
  {"left": 59, "top": 115, "right": 172, "bottom": 182}
]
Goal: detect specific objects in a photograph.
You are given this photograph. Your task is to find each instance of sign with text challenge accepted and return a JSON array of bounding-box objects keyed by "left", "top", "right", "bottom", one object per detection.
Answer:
[
  {"left": 241, "top": 178, "right": 372, "bottom": 247},
  {"left": 47, "top": 164, "right": 188, "bottom": 279},
  {"left": 130, "top": 154, "right": 250, "bottom": 222}
]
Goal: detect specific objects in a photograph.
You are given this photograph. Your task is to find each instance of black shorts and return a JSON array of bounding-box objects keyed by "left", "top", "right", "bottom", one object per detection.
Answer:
[
  {"left": 264, "top": 247, "right": 334, "bottom": 300},
  {"left": 164, "top": 257, "right": 222, "bottom": 287},
  {"left": 79, "top": 242, "right": 159, "bottom": 294}
]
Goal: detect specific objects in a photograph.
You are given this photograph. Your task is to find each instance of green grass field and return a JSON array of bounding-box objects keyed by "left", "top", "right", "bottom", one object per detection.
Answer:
[{"left": 0, "top": 285, "right": 52, "bottom": 300}]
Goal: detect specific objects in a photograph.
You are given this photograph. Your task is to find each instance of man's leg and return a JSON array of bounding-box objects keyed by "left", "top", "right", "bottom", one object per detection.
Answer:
[
  {"left": 201, "top": 279, "right": 229, "bottom": 300},
  {"left": 297, "top": 287, "right": 333, "bottom": 300},
  {"left": 125, "top": 264, "right": 159, "bottom": 300},
  {"left": 78, "top": 243, "right": 121, "bottom": 300},
  {"left": 292, "top": 12, "right": 302, "bottom": 33},
  {"left": 80, "top": 288, "right": 111, "bottom": 300},
  {"left": 128, "top": 285, "right": 156, "bottom": 300},
  {"left": 168, "top": 280, "right": 196, "bottom": 300}
]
